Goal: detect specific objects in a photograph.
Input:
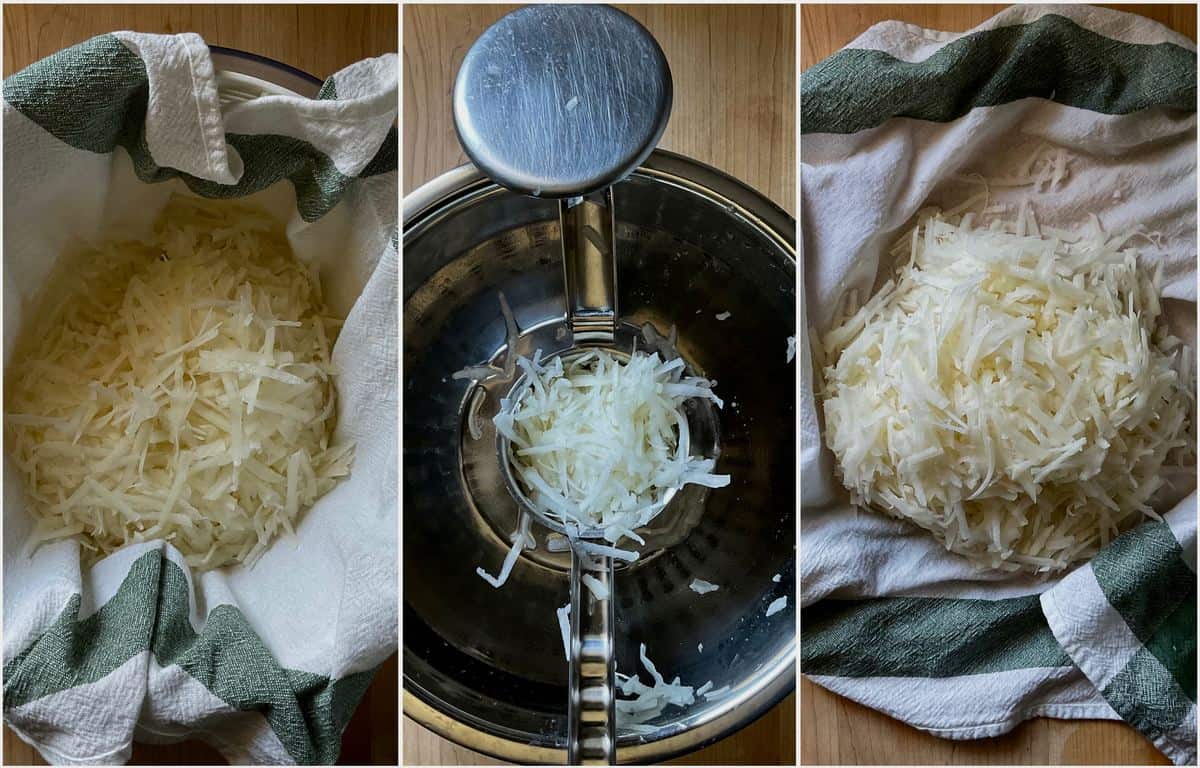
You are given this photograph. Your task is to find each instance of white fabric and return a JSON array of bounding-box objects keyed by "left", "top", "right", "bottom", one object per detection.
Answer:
[
  {"left": 7, "top": 654, "right": 149, "bottom": 766},
  {"left": 1041, "top": 497, "right": 1198, "bottom": 765},
  {"left": 809, "top": 667, "right": 1120, "bottom": 740},
  {"left": 7, "top": 654, "right": 293, "bottom": 766},
  {"left": 1165, "top": 494, "right": 1199, "bottom": 573},
  {"left": 801, "top": 4, "right": 1197, "bottom": 759},
  {"left": 3, "top": 34, "right": 396, "bottom": 764},
  {"left": 802, "top": 104, "right": 1197, "bottom": 607},
  {"left": 113, "top": 32, "right": 240, "bottom": 183},
  {"left": 1041, "top": 561, "right": 1149, "bottom": 691},
  {"left": 222, "top": 54, "right": 398, "bottom": 178},
  {"left": 844, "top": 4, "right": 1195, "bottom": 65},
  {"left": 137, "top": 658, "right": 289, "bottom": 765}
]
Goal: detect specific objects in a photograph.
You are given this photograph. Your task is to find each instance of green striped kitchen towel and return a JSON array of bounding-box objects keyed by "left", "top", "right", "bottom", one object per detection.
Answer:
[
  {"left": 801, "top": 5, "right": 1196, "bottom": 764},
  {"left": 3, "top": 33, "right": 397, "bottom": 764}
]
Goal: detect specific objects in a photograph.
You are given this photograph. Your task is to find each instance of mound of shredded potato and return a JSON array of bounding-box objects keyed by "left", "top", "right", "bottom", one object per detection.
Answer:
[
  {"left": 6, "top": 196, "right": 353, "bottom": 570},
  {"left": 816, "top": 208, "right": 1193, "bottom": 573},
  {"left": 494, "top": 348, "right": 728, "bottom": 547}
]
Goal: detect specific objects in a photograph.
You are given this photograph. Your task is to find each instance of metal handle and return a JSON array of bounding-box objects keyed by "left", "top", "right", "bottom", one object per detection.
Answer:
[
  {"left": 568, "top": 549, "right": 615, "bottom": 765},
  {"left": 560, "top": 189, "right": 618, "bottom": 343}
]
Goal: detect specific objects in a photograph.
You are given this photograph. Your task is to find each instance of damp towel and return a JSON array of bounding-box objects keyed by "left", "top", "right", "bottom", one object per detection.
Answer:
[
  {"left": 800, "top": 5, "right": 1196, "bottom": 763},
  {"left": 3, "top": 33, "right": 398, "bottom": 765}
]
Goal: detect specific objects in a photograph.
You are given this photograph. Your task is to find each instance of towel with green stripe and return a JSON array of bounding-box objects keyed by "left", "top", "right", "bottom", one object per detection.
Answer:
[
  {"left": 801, "top": 5, "right": 1196, "bottom": 763},
  {"left": 3, "top": 34, "right": 397, "bottom": 764}
]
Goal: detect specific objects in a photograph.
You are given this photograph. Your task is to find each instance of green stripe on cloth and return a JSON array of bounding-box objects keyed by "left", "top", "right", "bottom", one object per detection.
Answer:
[
  {"left": 1092, "top": 521, "right": 1197, "bottom": 702},
  {"left": 1103, "top": 646, "right": 1195, "bottom": 742},
  {"left": 2, "top": 34, "right": 396, "bottom": 222},
  {"left": 1145, "top": 596, "right": 1198, "bottom": 704},
  {"left": 3, "top": 553, "right": 162, "bottom": 703},
  {"left": 316, "top": 78, "right": 337, "bottom": 101},
  {"left": 1, "top": 34, "right": 146, "bottom": 152},
  {"left": 802, "top": 595, "right": 1071, "bottom": 677},
  {"left": 3, "top": 550, "right": 378, "bottom": 764},
  {"left": 802, "top": 13, "right": 1197, "bottom": 134}
]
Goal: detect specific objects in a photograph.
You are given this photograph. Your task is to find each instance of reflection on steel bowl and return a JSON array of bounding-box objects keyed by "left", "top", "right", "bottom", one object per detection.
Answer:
[{"left": 403, "top": 150, "right": 796, "bottom": 764}]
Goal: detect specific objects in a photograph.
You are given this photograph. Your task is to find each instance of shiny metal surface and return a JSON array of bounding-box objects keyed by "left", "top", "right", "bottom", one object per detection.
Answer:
[
  {"left": 569, "top": 550, "right": 615, "bottom": 765},
  {"left": 208, "top": 46, "right": 322, "bottom": 100},
  {"left": 459, "top": 10, "right": 672, "bottom": 758},
  {"left": 453, "top": 5, "right": 672, "bottom": 199},
  {"left": 561, "top": 191, "right": 619, "bottom": 343},
  {"left": 403, "top": 150, "right": 796, "bottom": 764},
  {"left": 498, "top": 338, "right": 709, "bottom": 764}
]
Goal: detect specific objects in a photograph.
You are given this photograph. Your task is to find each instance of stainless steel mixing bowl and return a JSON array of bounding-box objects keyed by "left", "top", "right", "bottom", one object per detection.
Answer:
[{"left": 403, "top": 149, "right": 795, "bottom": 763}]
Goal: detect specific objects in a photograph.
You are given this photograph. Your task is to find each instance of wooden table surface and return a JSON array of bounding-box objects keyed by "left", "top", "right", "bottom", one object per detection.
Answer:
[
  {"left": 403, "top": 694, "right": 796, "bottom": 766},
  {"left": 404, "top": 3, "right": 796, "bottom": 216},
  {"left": 403, "top": 4, "right": 795, "bottom": 765},
  {"left": 799, "top": 4, "right": 1195, "bottom": 766},
  {"left": 1, "top": 4, "right": 398, "bottom": 765}
]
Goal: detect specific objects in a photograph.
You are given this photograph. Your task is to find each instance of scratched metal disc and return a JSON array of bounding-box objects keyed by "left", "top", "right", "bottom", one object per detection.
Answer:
[{"left": 453, "top": 4, "right": 673, "bottom": 199}]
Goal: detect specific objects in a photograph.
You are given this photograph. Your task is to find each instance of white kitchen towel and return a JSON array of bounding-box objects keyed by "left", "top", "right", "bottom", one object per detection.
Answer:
[
  {"left": 1042, "top": 499, "right": 1197, "bottom": 764},
  {"left": 800, "top": 5, "right": 1196, "bottom": 763},
  {"left": 3, "top": 33, "right": 398, "bottom": 764}
]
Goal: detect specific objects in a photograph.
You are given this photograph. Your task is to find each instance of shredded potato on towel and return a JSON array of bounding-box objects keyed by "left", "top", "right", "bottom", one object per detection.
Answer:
[
  {"left": 818, "top": 209, "right": 1192, "bottom": 572},
  {"left": 6, "top": 196, "right": 353, "bottom": 570}
]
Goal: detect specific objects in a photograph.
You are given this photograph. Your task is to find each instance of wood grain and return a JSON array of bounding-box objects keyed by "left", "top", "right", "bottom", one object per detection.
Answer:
[
  {"left": 404, "top": 692, "right": 796, "bottom": 766},
  {"left": 1, "top": 4, "right": 398, "bottom": 766},
  {"left": 402, "top": 3, "right": 795, "bottom": 764},
  {"left": 799, "top": 4, "right": 1194, "bottom": 766},
  {"left": 801, "top": 678, "right": 1168, "bottom": 766},
  {"left": 403, "top": 3, "right": 796, "bottom": 215},
  {"left": 800, "top": 3, "right": 1196, "bottom": 70},
  {"left": 3, "top": 4, "right": 398, "bottom": 79}
]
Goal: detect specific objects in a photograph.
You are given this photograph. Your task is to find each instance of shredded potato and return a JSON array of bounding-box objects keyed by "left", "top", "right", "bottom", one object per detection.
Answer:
[
  {"left": 616, "top": 644, "right": 699, "bottom": 728},
  {"left": 6, "top": 196, "right": 354, "bottom": 570},
  {"left": 473, "top": 347, "right": 729, "bottom": 587},
  {"left": 496, "top": 348, "right": 728, "bottom": 549},
  {"left": 819, "top": 208, "right": 1192, "bottom": 572}
]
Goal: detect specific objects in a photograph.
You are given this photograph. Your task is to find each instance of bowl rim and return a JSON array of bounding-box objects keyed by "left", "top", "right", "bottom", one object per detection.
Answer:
[
  {"left": 404, "top": 655, "right": 796, "bottom": 764},
  {"left": 401, "top": 151, "right": 797, "bottom": 763},
  {"left": 403, "top": 149, "right": 795, "bottom": 259},
  {"left": 208, "top": 45, "right": 323, "bottom": 98}
]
